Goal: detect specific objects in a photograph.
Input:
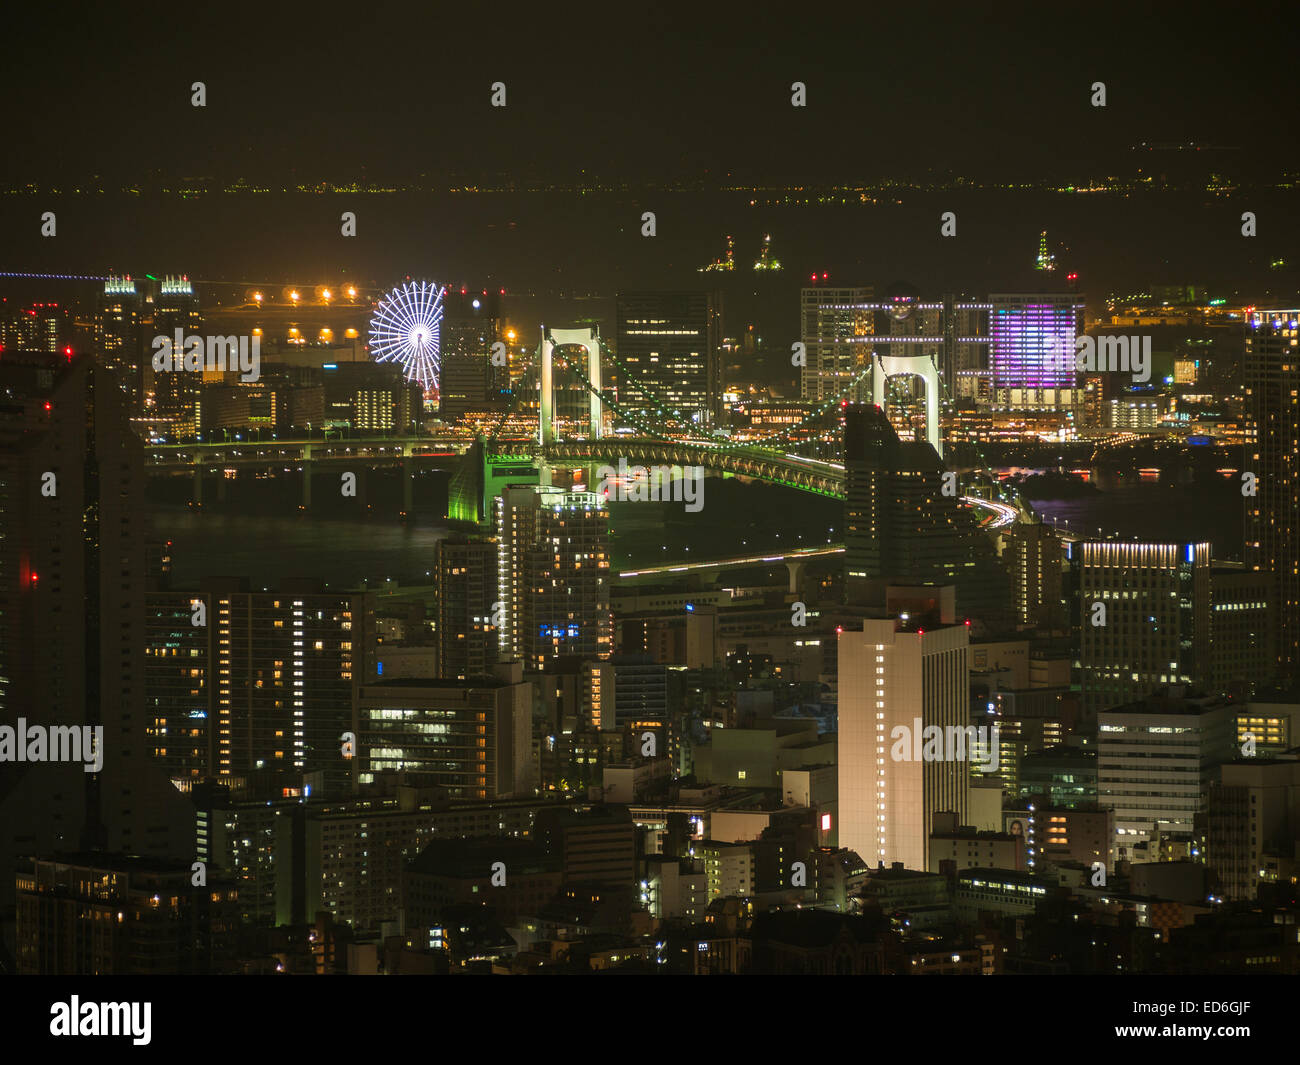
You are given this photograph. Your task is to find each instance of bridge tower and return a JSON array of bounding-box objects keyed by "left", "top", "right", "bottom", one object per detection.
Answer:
[
  {"left": 871, "top": 351, "right": 942, "bottom": 458},
  {"left": 539, "top": 326, "right": 604, "bottom": 445}
]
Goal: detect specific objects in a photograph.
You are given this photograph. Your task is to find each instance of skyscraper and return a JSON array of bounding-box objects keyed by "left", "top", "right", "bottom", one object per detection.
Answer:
[
  {"left": 148, "top": 276, "right": 203, "bottom": 437},
  {"left": 1076, "top": 541, "right": 1211, "bottom": 727},
  {"left": 436, "top": 538, "right": 498, "bottom": 680},
  {"left": 1003, "top": 521, "right": 1066, "bottom": 631},
  {"left": 838, "top": 616, "right": 970, "bottom": 871},
  {"left": 800, "top": 285, "right": 873, "bottom": 403},
  {"left": 843, "top": 404, "right": 1010, "bottom": 629},
  {"left": 0, "top": 352, "right": 194, "bottom": 916},
  {"left": 144, "top": 591, "right": 210, "bottom": 784},
  {"left": 199, "top": 578, "right": 372, "bottom": 795},
  {"left": 95, "top": 276, "right": 143, "bottom": 411},
  {"left": 439, "top": 287, "right": 502, "bottom": 422},
  {"left": 1244, "top": 310, "right": 1300, "bottom": 687},
  {"left": 615, "top": 291, "right": 722, "bottom": 427},
  {"left": 495, "top": 484, "right": 612, "bottom": 670},
  {"left": 988, "top": 293, "right": 1084, "bottom": 396}
]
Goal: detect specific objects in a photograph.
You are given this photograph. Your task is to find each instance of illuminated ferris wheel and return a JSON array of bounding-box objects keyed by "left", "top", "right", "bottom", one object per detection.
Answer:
[{"left": 368, "top": 279, "right": 445, "bottom": 392}]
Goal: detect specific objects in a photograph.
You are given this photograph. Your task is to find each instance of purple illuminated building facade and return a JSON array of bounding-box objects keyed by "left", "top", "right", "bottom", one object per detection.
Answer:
[{"left": 989, "top": 294, "right": 1083, "bottom": 389}]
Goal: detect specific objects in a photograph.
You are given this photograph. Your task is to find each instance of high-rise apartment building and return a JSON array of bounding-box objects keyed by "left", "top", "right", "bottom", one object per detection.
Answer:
[
  {"left": 615, "top": 291, "right": 722, "bottom": 427},
  {"left": 838, "top": 616, "right": 970, "bottom": 871},
  {"left": 144, "top": 592, "right": 210, "bottom": 784},
  {"left": 198, "top": 578, "right": 372, "bottom": 795},
  {"left": 495, "top": 484, "right": 612, "bottom": 670},
  {"left": 1244, "top": 310, "right": 1300, "bottom": 687},
  {"left": 0, "top": 353, "right": 195, "bottom": 916},
  {"left": 1003, "top": 521, "right": 1066, "bottom": 631},
  {"left": 436, "top": 537, "right": 498, "bottom": 680},
  {"left": 0, "top": 302, "right": 69, "bottom": 353}
]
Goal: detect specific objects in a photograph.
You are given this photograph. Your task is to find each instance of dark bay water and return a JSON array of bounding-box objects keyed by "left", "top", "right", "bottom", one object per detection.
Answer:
[
  {"left": 1027, "top": 472, "right": 1244, "bottom": 560},
  {"left": 152, "top": 470, "right": 1243, "bottom": 590}
]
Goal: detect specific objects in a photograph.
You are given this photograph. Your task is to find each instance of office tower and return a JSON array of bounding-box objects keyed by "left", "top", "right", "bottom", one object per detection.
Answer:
[
  {"left": 495, "top": 484, "right": 612, "bottom": 670},
  {"left": 1097, "top": 692, "right": 1234, "bottom": 862},
  {"left": 1077, "top": 541, "right": 1211, "bottom": 727},
  {"left": 0, "top": 353, "right": 195, "bottom": 919},
  {"left": 439, "top": 287, "right": 502, "bottom": 422},
  {"left": 148, "top": 276, "right": 203, "bottom": 436},
  {"left": 95, "top": 276, "right": 143, "bottom": 410},
  {"left": 1244, "top": 310, "right": 1300, "bottom": 687},
  {"left": 436, "top": 538, "right": 498, "bottom": 680},
  {"left": 988, "top": 293, "right": 1084, "bottom": 401},
  {"left": 197, "top": 380, "right": 279, "bottom": 435},
  {"left": 322, "top": 362, "right": 420, "bottom": 432},
  {"left": 1003, "top": 521, "right": 1066, "bottom": 631},
  {"left": 615, "top": 291, "right": 722, "bottom": 427},
  {"left": 1017, "top": 748, "right": 1097, "bottom": 807},
  {"left": 942, "top": 295, "right": 991, "bottom": 386},
  {"left": 838, "top": 616, "right": 970, "bottom": 871},
  {"left": 1206, "top": 757, "right": 1300, "bottom": 901},
  {"left": 200, "top": 577, "right": 372, "bottom": 795},
  {"left": 800, "top": 285, "right": 873, "bottom": 402},
  {"left": 144, "top": 591, "right": 210, "bottom": 784},
  {"left": 802, "top": 285, "right": 992, "bottom": 416},
  {"left": 842, "top": 404, "right": 1010, "bottom": 628},
  {"left": 354, "top": 664, "right": 533, "bottom": 799},
  {"left": 1208, "top": 563, "right": 1274, "bottom": 697}
]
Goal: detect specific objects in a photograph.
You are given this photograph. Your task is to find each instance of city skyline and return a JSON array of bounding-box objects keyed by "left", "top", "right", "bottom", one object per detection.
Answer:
[{"left": 0, "top": 9, "right": 1297, "bottom": 1038}]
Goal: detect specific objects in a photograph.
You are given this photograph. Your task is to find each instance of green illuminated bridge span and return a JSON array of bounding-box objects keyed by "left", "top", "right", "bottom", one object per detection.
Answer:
[
  {"left": 533, "top": 439, "right": 1021, "bottom": 529},
  {"left": 143, "top": 431, "right": 1020, "bottom": 531},
  {"left": 540, "top": 438, "right": 845, "bottom": 498}
]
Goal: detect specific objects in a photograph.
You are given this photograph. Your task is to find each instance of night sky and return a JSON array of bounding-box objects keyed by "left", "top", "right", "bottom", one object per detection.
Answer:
[
  {"left": 2, "top": 4, "right": 1296, "bottom": 342},
  {"left": 4, "top": 5, "right": 1296, "bottom": 185}
]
